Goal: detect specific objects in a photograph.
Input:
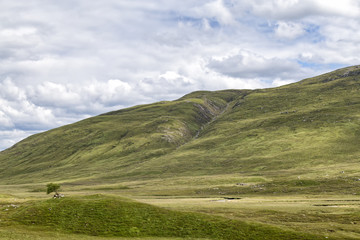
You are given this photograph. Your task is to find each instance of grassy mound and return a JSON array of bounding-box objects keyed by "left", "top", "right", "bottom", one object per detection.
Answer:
[{"left": 11, "top": 195, "right": 324, "bottom": 239}]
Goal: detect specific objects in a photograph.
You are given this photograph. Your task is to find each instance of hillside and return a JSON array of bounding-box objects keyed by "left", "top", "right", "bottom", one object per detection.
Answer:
[{"left": 1, "top": 65, "right": 360, "bottom": 188}]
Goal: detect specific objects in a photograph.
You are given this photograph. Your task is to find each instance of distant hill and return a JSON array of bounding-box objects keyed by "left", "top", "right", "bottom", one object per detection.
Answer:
[{"left": 1, "top": 65, "right": 360, "bottom": 185}]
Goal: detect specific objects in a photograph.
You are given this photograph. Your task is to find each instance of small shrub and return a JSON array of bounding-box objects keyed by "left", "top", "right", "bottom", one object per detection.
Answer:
[{"left": 46, "top": 183, "right": 61, "bottom": 195}]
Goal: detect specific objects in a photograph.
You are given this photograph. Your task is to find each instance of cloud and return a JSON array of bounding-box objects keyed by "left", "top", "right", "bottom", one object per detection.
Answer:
[
  {"left": 25, "top": 80, "right": 139, "bottom": 116},
  {"left": 191, "top": 0, "right": 234, "bottom": 25},
  {"left": 315, "top": 0, "right": 360, "bottom": 17},
  {"left": 0, "top": 78, "right": 56, "bottom": 131},
  {"left": 275, "top": 21, "right": 305, "bottom": 39},
  {"left": 248, "top": 0, "right": 360, "bottom": 20},
  {"left": 207, "top": 50, "right": 303, "bottom": 79},
  {"left": 0, "top": 129, "right": 35, "bottom": 150},
  {"left": 272, "top": 78, "right": 296, "bottom": 87}
]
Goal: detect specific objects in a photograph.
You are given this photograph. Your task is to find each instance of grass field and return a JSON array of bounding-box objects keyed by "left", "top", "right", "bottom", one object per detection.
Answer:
[
  {"left": 0, "top": 189, "right": 330, "bottom": 240},
  {"left": 139, "top": 195, "right": 360, "bottom": 239},
  {"left": 1, "top": 175, "right": 360, "bottom": 239}
]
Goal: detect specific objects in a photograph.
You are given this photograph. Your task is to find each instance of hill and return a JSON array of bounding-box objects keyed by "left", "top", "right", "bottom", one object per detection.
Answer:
[{"left": 1, "top": 65, "right": 360, "bottom": 192}]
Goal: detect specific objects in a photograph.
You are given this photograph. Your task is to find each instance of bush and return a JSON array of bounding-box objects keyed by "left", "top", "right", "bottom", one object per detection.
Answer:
[{"left": 46, "top": 183, "right": 60, "bottom": 195}]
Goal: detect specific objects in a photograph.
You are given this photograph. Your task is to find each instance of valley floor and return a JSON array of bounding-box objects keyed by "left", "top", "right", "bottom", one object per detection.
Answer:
[
  {"left": 1, "top": 173, "right": 360, "bottom": 239},
  {"left": 138, "top": 196, "right": 360, "bottom": 239}
]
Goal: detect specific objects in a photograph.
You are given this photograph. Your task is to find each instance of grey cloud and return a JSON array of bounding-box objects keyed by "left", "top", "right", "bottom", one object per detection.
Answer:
[
  {"left": 240, "top": 0, "right": 360, "bottom": 20},
  {"left": 207, "top": 50, "right": 304, "bottom": 80},
  {"left": 0, "top": 129, "right": 36, "bottom": 150}
]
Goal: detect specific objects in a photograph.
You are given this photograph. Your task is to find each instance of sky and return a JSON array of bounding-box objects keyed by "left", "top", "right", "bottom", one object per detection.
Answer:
[{"left": 0, "top": 0, "right": 360, "bottom": 150}]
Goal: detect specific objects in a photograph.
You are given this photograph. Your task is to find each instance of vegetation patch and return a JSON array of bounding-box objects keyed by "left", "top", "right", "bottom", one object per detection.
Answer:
[{"left": 11, "top": 195, "right": 324, "bottom": 239}]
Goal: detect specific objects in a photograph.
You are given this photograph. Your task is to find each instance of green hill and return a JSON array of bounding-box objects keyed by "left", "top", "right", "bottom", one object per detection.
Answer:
[{"left": 1, "top": 65, "right": 360, "bottom": 191}]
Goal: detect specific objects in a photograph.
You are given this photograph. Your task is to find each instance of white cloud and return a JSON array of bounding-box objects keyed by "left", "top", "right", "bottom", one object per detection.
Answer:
[
  {"left": 0, "top": 109, "right": 13, "bottom": 128},
  {"left": 26, "top": 79, "right": 139, "bottom": 115},
  {"left": 84, "top": 79, "right": 134, "bottom": 107},
  {"left": 0, "top": 78, "right": 56, "bottom": 131},
  {"left": 315, "top": 0, "right": 360, "bottom": 17},
  {"left": 0, "top": 129, "right": 35, "bottom": 150},
  {"left": 272, "top": 78, "right": 296, "bottom": 87},
  {"left": 0, "top": 27, "right": 38, "bottom": 39},
  {"left": 196, "top": 0, "right": 234, "bottom": 25},
  {"left": 275, "top": 21, "right": 305, "bottom": 39},
  {"left": 0, "top": 78, "right": 27, "bottom": 101}
]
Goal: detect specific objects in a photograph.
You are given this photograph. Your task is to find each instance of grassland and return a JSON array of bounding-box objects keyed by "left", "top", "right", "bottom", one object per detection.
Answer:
[
  {"left": 1, "top": 179, "right": 359, "bottom": 239},
  {"left": 1, "top": 66, "right": 360, "bottom": 238},
  {"left": 0, "top": 192, "right": 329, "bottom": 240}
]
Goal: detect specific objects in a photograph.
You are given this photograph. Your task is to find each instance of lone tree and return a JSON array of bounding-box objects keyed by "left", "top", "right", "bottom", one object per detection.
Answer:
[{"left": 46, "top": 183, "right": 62, "bottom": 198}]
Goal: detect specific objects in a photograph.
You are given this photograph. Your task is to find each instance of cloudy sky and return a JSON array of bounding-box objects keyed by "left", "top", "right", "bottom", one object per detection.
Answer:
[{"left": 1, "top": 0, "right": 360, "bottom": 150}]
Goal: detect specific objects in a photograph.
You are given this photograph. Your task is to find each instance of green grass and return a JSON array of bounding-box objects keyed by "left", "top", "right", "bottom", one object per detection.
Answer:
[
  {"left": 0, "top": 226, "right": 205, "bottom": 240},
  {"left": 3, "top": 194, "right": 327, "bottom": 240},
  {"left": 139, "top": 195, "right": 360, "bottom": 239}
]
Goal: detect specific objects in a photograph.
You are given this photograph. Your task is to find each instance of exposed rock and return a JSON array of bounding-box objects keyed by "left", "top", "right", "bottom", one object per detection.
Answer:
[
  {"left": 341, "top": 69, "right": 360, "bottom": 78},
  {"left": 53, "top": 193, "right": 64, "bottom": 198},
  {"left": 236, "top": 183, "right": 247, "bottom": 186},
  {"left": 321, "top": 67, "right": 360, "bottom": 83}
]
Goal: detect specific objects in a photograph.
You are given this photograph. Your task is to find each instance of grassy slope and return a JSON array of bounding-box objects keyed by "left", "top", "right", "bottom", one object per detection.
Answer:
[
  {"left": 1, "top": 66, "right": 360, "bottom": 190},
  {"left": 0, "top": 90, "right": 242, "bottom": 183},
  {"left": 141, "top": 66, "right": 360, "bottom": 173},
  {"left": 2, "top": 194, "right": 324, "bottom": 240},
  {"left": 124, "top": 66, "right": 360, "bottom": 195}
]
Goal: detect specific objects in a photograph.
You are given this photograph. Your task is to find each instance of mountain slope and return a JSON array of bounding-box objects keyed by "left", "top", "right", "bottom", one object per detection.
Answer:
[
  {"left": 0, "top": 90, "right": 244, "bottom": 183},
  {"left": 137, "top": 65, "right": 360, "bottom": 177},
  {"left": 1, "top": 65, "right": 360, "bottom": 185}
]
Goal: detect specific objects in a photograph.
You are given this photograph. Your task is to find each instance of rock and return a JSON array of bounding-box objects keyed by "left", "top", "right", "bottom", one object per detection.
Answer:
[
  {"left": 53, "top": 193, "right": 65, "bottom": 198},
  {"left": 236, "top": 183, "right": 247, "bottom": 186}
]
